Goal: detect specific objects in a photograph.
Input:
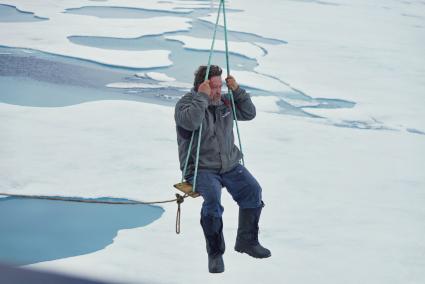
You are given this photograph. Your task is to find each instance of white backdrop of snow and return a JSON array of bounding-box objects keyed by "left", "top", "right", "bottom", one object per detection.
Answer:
[{"left": 1, "top": 0, "right": 425, "bottom": 283}]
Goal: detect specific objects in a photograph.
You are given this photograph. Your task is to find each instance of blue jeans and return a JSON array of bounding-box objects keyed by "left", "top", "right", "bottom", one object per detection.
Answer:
[{"left": 187, "top": 164, "right": 263, "bottom": 218}]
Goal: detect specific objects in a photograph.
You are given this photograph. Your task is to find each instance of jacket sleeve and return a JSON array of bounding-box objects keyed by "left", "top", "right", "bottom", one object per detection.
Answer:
[
  {"left": 174, "top": 91, "right": 209, "bottom": 131},
  {"left": 231, "top": 87, "right": 256, "bottom": 121}
]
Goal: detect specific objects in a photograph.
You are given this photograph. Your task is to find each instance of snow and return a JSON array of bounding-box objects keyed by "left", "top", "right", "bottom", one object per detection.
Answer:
[
  {"left": 131, "top": 72, "right": 193, "bottom": 89},
  {"left": 106, "top": 82, "right": 165, "bottom": 89},
  {"left": 1, "top": 0, "right": 425, "bottom": 283},
  {"left": 165, "top": 35, "right": 266, "bottom": 60},
  {"left": 159, "top": 81, "right": 192, "bottom": 89},
  {"left": 230, "top": 70, "right": 294, "bottom": 93},
  {"left": 0, "top": 1, "right": 193, "bottom": 68},
  {"left": 137, "top": 72, "right": 177, "bottom": 82},
  {"left": 1, "top": 0, "right": 205, "bottom": 18},
  {"left": 1, "top": 99, "right": 424, "bottom": 283},
  {"left": 201, "top": 0, "right": 425, "bottom": 130},
  {"left": 107, "top": 81, "right": 192, "bottom": 90}
]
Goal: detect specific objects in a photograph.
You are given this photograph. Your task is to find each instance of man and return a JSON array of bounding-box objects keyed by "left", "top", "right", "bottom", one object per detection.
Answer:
[{"left": 174, "top": 65, "right": 271, "bottom": 273}]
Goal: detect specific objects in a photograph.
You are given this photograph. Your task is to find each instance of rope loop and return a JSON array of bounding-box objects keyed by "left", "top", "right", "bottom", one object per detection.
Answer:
[{"left": 175, "top": 193, "right": 186, "bottom": 234}]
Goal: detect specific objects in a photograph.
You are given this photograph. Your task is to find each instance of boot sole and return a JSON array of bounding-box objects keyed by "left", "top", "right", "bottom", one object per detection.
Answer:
[
  {"left": 234, "top": 247, "right": 271, "bottom": 259},
  {"left": 209, "top": 269, "right": 225, "bottom": 273}
]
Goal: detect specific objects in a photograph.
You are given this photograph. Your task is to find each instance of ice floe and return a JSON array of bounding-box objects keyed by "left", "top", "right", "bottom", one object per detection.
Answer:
[
  {"left": 165, "top": 34, "right": 266, "bottom": 59},
  {"left": 136, "top": 72, "right": 176, "bottom": 82},
  {"left": 201, "top": 0, "right": 425, "bottom": 129},
  {"left": 0, "top": 1, "right": 192, "bottom": 68},
  {"left": 1, "top": 98, "right": 424, "bottom": 283},
  {"left": 1, "top": 0, "right": 425, "bottom": 282}
]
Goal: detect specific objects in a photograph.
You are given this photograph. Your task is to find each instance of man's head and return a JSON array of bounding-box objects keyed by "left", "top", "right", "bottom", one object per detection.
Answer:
[{"left": 193, "top": 65, "right": 223, "bottom": 103}]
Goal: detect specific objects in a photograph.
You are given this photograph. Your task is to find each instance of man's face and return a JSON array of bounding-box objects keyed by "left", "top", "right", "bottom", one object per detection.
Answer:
[{"left": 209, "top": 76, "right": 222, "bottom": 102}]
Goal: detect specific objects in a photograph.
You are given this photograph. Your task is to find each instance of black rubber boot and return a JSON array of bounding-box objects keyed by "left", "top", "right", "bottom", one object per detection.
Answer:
[
  {"left": 200, "top": 215, "right": 225, "bottom": 273},
  {"left": 234, "top": 202, "right": 271, "bottom": 258}
]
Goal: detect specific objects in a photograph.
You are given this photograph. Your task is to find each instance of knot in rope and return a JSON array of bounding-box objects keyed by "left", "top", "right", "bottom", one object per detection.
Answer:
[{"left": 175, "top": 193, "right": 185, "bottom": 205}]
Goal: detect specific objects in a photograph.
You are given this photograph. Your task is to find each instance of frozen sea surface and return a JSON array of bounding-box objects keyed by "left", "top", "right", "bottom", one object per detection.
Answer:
[
  {"left": 0, "top": 0, "right": 424, "bottom": 283},
  {"left": 0, "top": 1, "right": 363, "bottom": 126}
]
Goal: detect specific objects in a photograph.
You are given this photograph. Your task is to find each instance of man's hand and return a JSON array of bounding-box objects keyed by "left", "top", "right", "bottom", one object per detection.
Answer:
[
  {"left": 198, "top": 80, "right": 211, "bottom": 96},
  {"left": 225, "top": 75, "right": 239, "bottom": 91}
]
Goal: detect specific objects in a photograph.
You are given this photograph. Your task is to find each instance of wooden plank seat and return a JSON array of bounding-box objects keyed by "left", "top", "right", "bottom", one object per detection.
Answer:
[{"left": 173, "top": 182, "right": 200, "bottom": 198}]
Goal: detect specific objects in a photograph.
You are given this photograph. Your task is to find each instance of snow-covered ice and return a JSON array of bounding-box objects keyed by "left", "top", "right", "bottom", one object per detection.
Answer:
[
  {"left": 165, "top": 35, "right": 266, "bottom": 59},
  {"left": 1, "top": 0, "right": 424, "bottom": 283},
  {"left": 0, "top": 1, "right": 193, "bottom": 68},
  {"left": 136, "top": 72, "right": 177, "bottom": 82}
]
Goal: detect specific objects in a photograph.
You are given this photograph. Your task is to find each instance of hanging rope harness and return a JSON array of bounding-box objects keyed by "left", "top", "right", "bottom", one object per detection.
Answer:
[
  {"left": 0, "top": 0, "right": 243, "bottom": 236},
  {"left": 181, "top": 0, "right": 245, "bottom": 193}
]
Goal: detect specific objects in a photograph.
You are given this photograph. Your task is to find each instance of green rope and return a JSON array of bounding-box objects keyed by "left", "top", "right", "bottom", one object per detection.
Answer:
[
  {"left": 205, "top": 0, "right": 223, "bottom": 83},
  {"left": 222, "top": 0, "right": 245, "bottom": 165},
  {"left": 181, "top": 0, "right": 245, "bottom": 191},
  {"left": 181, "top": 131, "right": 195, "bottom": 183},
  {"left": 182, "top": 0, "right": 223, "bottom": 192}
]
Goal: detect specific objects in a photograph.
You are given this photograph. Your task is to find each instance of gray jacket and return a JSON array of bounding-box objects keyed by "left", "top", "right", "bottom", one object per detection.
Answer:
[{"left": 174, "top": 87, "right": 256, "bottom": 178}]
